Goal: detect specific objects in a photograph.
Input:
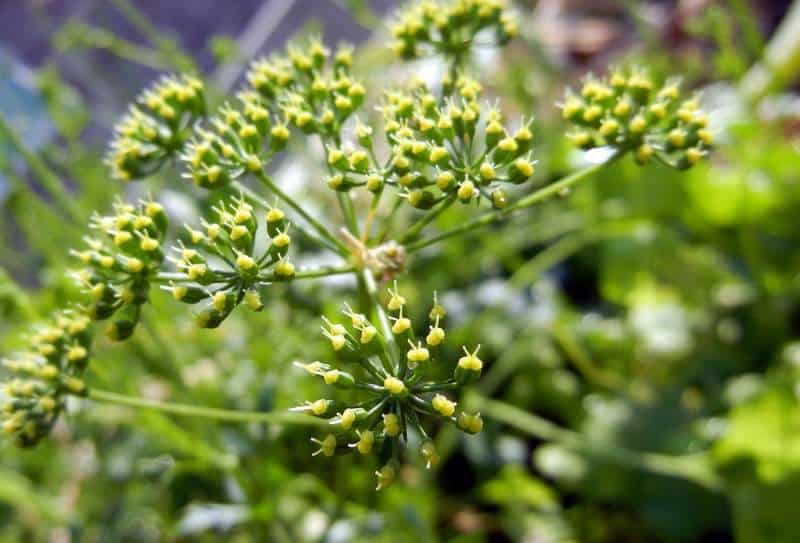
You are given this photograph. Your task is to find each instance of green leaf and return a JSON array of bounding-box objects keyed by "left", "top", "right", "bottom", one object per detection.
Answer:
[{"left": 714, "top": 385, "right": 800, "bottom": 542}]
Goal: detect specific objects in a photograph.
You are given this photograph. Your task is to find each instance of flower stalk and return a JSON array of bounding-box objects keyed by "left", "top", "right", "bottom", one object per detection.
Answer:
[{"left": 89, "top": 389, "right": 326, "bottom": 426}]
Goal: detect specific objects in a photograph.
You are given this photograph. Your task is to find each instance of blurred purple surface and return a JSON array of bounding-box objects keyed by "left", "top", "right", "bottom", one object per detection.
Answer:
[
  {"left": 0, "top": 0, "right": 396, "bottom": 67},
  {"left": 0, "top": 0, "right": 396, "bottom": 139}
]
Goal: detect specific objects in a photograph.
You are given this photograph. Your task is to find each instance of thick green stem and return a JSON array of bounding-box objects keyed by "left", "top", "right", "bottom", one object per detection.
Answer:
[
  {"left": 406, "top": 157, "right": 619, "bottom": 253},
  {"left": 0, "top": 113, "right": 84, "bottom": 225},
  {"left": 246, "top": 174, "right": 348, "bottom": 255},
  {"left": 359, "top": 268, "right": 399, "bottom": 369},
  {"left": 89, "top": 389, "right": 326, "bottom": 426},
  {"left": 336, "top": 192, "right": 359, "bottom": 234},
  {"left": 470, "top": 393, "right": 724, "bottom": 492}
]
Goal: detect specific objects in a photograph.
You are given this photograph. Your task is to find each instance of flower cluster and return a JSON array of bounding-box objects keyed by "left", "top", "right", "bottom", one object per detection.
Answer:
[
  {"left": 561, "top": 68, "right": 713, "bottom": 168},
  {"left": 70, "top": 198, "right": 168, "bottom": 340},
  {"left": 166, "top": 196, "right": 296, "bottom": 328},
  {"left": 107, "top": 74, "right": 205, "bottom": 181},
  {"left": 245, "top": 38, "right": 364, "bottom": 142},
  {"left": 293, "top": 284, "right": 484, "bottom": 491},
  {"left": 390, "top": 0, "right": 517, "bottom": 61},
  {"left": 325, "top": 77, "right": 535, "bottom": 210},
  {"left": 180, "top": 91, "right": 290, "bottom": 189},
  {"left": 1, "top": 312, "right": 92, "bottom": 447}
]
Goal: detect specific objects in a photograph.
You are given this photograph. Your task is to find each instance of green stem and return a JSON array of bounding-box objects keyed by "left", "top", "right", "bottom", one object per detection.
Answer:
[
  {"left": 286, "top": 265, "right": 356, "bottom": 280},
  {"left": 251, "top": 172, "right": 348, "bottom": 255},
  {"left": 337, "top": 192, "right": 359, "bottom": 234},
  {"left": 508, "top": 230, "right": 593, "bottom": 288},
  {"left": 154, "top": 272, "right": 190, "bottom": 283},
  {"left": 413, "top": 381, "right": 458, "bottom": 393},
  {"left": 89, "top": 389, "right": 326, "bottom": 426},
  {"left": 0, "top": 113, "right": 84, "bottom": 225},
  {"left": 400, "top": 194, "right": 457, "bottom": 243},
  {"left": 406, "top": 157, "right": 619, "bottom": 253},
  {"left": 470, "top": 393, "right": 724, "bottom": 492},
  {"left": 108, "top": 0, "right": 196, "bottom": 72},
  {"left": 60, "top": 22, "right": 171, "bottom": 70},
  {"left": 359, "top": 268, "right": 399, "bottom": 368},
  {"left": 376, "top": 195, "right": 404, "bottom": 244}
]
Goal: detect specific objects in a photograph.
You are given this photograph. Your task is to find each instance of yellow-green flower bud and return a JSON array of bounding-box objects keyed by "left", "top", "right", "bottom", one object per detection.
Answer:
[
  {"left": 426, "top": 326, "right": 445, "bottom": 346},
  {"left": 312, "top": 434, "right": 338, "bottom": 457},
  {"left": 407, "top": 341, "right": 430, "bottom": 367},
  {"left": 274, "top": 259, "right": 295, "bottom": 279},
  {"left": 432, "top": 394, "right": 456, "bottom": 417},
  {"left": 245, "top": 290, "right": 263, "bottom": 311},
  {"left": 457, "top": 180, "right": 476, "bottom": 203},
  {"left": 421, "top": 440, "right": 440, "bottom": 468},
  {"left": 455, "top": 345, "right": 483, "bottom": 385},
  {"left": 375, "top": 462, "right": 397, "bottom": 490},
  {"left": 384, "top": 376, "right": 407, "bottom": 397},
  {"left": 457, "top": 412, "right": 484, "bottom": 434},
  {"left": 353, "top": 430, "right": 375, "bottom": 454},
  {"left": 383, "top": 413, "right": 400, "bottom": 437},
  {"left": 360, "top": 325, "right": 378, "bottom": 344}
]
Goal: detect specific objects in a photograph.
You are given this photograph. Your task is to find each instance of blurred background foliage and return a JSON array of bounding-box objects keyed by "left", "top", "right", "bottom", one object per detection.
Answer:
[{"left": 1, "top": 0, "right": 800, "bottom": 541}]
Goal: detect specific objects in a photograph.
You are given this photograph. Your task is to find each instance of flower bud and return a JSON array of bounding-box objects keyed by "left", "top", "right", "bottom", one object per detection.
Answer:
[
  {"left": 455, "top": 345, "right": 483, "bottom": 385},
  {"left": 265, "top": 207, "right": 286, "bottom": 237},
  {"left": 274, "top": 259, "right": 295, "bottom": 279},
  {"left": 421, "top": 440, "right": 440, "bottom": 468},
  {"left": 436, "top": 171, "right": 455, "bottom": 191},
  {"left": 491, "top": 189, "right": 508, "bottom": 209},
  {"left": 245, "top": 290, "right": 263, "bottom": 311},
  {"left": 311, "top": 434, "right": 338, "bottom": 457},
  {"left": 336, "top": 407, "right": 367, "bottom": 430},
  {"left": 426, "top": 326, "right": 445, "bottom": 346},
  {"left": 366, "top": 173, "right": 384, "bottom": 193},
  {"left": 360, "top": 325, "right": 378, "bottom": 344},
  {"left": 106, "top": 319, "right": 137, "bottom": 341},
  {"left": 323, "top": 369, "right": 356, "bottom": 389},
  {"left": 479, "top": 162, "right": 496, "bottom": 183},
  {"left": 384, "top": 376, "right": 408, "bottom": 397},
  {"left": 407, "top": 189, "right": 436, "bottom": 210},
  {"left": 457, "top": 180, "right": 476, "bottom": 203},
  {"left": 375, "top": 462, "right": 397, "bottom": 490},
  {"left": 406, "top": 341, "right": 430, "bottom": 368},
  {"left": 383, "top": 413, "right": 400, "bottom": 437},
  {"left": 352, "top": 430, "right": 375, "bottom": 454},
  {"left": 196, "top": 307, "right": 229, "bottom": 329},
  {"left": 456, "top": 412, "right": 484, "bottom": 434},
  {"left": 432, "top": 394, "right": 456, "bottom": 417}
]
